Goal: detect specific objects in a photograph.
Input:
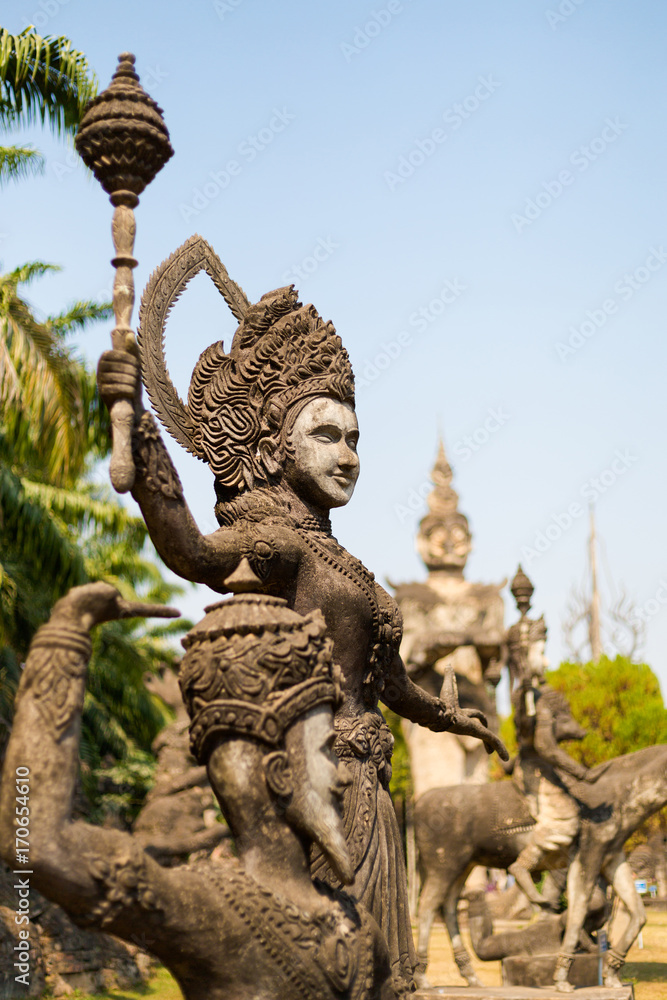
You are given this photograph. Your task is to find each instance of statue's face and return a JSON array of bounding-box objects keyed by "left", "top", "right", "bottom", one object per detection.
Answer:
[
  {"left": 283, "top": 397, "right": 359, "bottom": 510},
  {"left": 283, "top": 705, "right": 354, "bottom": 884},
  {"left": 417, "top": 519, "right": 472, "bottom": 569},
  {"left": 528, "top": 638, "right": 548, "bottom": 678}
]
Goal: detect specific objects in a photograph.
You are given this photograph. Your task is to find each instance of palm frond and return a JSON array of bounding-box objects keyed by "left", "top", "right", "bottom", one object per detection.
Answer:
[
  {"left": 0, "top": 28, "right": 97, "bottom": 138},
  {"left": 0, "top": 144, "right": 43, "bottom": 184},
  {"left": 47, "top": 299, "right": 113, "bottom": 337}
]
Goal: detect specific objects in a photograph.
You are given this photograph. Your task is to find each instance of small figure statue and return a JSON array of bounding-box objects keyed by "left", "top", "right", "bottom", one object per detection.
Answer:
[
  {"left": 96, "top": 241, "right": 508, "bottom": 984},
  {"left": 466, "top": 885, "right": 606, "bottom": 962},
  {"left": 506, "top": 566, "right": 592, "bottom": 909},
  {"left": 0, "top": 584, "right": 402, "bottom": 999}
]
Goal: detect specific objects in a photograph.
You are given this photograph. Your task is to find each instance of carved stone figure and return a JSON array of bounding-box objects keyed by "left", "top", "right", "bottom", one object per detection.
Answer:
[
  {"left": 414, "top": 572, "right": 667, "bottom": 990},
  {"left": 466, "top": 886, "right": 611, "bottom": 989},
  {"left": 413, "top": 747, "right": 667, "bottom": 990},
  {"left": 94, "top": 237, "right": 507, "bottom": 986},
  {"left": 0, "top": 584, "right": 405, "bottom": 999},
  {"left": 466, "top": 885, "right": 607, "bottom": 961},
  {"left": 505, "top": 566, "right": 592, "bottom": 909},
  {"left": 393, "top": 442, "right": 506, "bottom": 795}
]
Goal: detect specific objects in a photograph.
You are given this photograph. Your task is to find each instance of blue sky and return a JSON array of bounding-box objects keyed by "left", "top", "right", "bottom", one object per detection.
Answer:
[{"left": 4, "top": 0, "right": 667, "bottom": 702}]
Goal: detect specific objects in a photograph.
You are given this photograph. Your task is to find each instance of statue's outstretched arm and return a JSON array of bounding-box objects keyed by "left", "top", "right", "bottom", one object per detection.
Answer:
[
  {"left": 381, "top": 652, "right": 508, "bottom": 759},
  {"left": 0, "top": 585, "right": 206, "bottom": 958},
  {"left": 98, "top": 350, "right": 242, "bottom": 588}
]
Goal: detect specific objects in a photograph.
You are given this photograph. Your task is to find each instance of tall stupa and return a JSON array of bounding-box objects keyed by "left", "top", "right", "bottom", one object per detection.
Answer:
[{"left": 393, "top": 441, "right": 506, "bottom": 797}]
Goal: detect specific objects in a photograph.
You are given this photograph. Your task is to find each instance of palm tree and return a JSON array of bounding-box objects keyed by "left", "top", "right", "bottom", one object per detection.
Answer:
[{"left": 0, "top": 26, "right": 97, "bottom": 185}]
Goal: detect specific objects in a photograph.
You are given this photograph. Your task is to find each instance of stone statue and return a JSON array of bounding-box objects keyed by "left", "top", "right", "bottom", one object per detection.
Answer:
[
  {"left": 94, "top": 237, "right": 507, "bottom": 986},
  {"left": 0, "top": 583, "right": 403, "bottom": 999},
  {"left": 466, "top": 885, "right": 607, "bottom": 962},
  {"left": 413, "top": 745, "right": 667, "bottom": 990},
  {"left": 505, "top": 565, "right": 592, "bottom": 909},
  {"left": 393, "top": 442, "right": 506, "bottom": 795},
  {"left": 414, "top": 568, "right": 667, "bottom": 991}
]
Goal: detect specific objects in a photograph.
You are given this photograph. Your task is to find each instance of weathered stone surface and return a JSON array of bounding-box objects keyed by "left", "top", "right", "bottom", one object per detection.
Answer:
[
  {"left": 502, "top": 953, "right": 600, "bottom": 988},
  {"left": 0, "top": 862, "right": 147, "bottom": 998}
]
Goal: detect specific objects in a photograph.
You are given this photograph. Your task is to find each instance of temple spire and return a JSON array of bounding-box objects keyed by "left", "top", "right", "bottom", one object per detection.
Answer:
[{"left": 417, "top": 438, "right": 472, "bottom": 574}]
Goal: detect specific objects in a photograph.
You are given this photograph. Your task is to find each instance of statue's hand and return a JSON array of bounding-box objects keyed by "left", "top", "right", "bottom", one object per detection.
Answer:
[
  {"left": 97, "top": 349, "right": 142, "bottom": 407},
  {"left": 55, "top": 582, "right": 180, "bottom": 631},
  {"left": 433, "top": 704, "right": 509, "bottom": 760}
]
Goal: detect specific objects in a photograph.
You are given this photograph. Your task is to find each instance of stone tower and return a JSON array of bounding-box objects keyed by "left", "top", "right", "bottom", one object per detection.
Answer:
[{"left": 393, "top": 441, "right": 506, "bottom": 798}]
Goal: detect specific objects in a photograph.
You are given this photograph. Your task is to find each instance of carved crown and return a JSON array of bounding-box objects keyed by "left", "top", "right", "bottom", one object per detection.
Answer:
[{"left": 179, "top": 594, "right": 341, "bottom": 762}]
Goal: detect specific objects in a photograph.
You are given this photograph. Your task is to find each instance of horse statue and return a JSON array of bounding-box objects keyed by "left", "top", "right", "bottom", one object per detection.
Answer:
[{"left": 414, "top": 742, "right": 667, "bottom": 991}]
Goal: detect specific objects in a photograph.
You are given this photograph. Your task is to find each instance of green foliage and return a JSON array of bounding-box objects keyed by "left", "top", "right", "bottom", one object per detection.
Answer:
[
  {"left": 0, "top": 143, "right": 42, "bottom": 183},
  {"left": 0, "top": 27, "right": 97, "bottom": 138},
  {"left": 0, "top": 27, "right": 97, "bottom": 189},
  {"left": 547, "top": 656, "right": 667, "bottom": 766},
  {"left": 384, "top": 707, "right": 413, "bottom": 799},
  {"left": 0, "top": 263, "right": 112, "bottom": 484},
  {"left": 489, "top": 712, "right": 518, "bottom": 781}
]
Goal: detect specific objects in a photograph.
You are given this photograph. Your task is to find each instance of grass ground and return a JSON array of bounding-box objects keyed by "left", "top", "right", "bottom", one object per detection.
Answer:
[
  {"left": 53, "top": 909, "right": 667, "bottom": 999},
  {"left": 424, "top": 906, "right": 667, "bottom": 1000}
]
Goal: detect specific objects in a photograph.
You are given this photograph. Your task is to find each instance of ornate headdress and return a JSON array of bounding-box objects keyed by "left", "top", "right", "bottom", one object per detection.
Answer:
[
  {"left": 179, "top": 594, "right": 342, "bottom": 763},
  {"left": 138, "top": 236, "right": 355, "bottom": 504}
]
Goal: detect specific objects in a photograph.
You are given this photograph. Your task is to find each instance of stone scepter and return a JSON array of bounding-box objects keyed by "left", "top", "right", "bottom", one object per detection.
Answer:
[{"left": 75, "top": 52, "right": 173, "bottom": 493}]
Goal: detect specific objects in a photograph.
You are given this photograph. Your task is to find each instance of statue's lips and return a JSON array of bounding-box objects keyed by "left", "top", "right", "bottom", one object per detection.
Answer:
[{"left": 332, "top": 474, "right": 354, "bottom": 487}]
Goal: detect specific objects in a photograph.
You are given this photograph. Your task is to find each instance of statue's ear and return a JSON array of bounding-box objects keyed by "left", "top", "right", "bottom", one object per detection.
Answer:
[
  {"left": 257, "top": 438, "right": 283, "bottom": 478},
  {"left": 263, "top": 750, "right": 293, "bottom": 798}
]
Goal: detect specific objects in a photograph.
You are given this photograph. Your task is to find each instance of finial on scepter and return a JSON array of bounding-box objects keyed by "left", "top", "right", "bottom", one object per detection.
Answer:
[{"left": 75, "top": 52, "right": 173, "bottom": 492}]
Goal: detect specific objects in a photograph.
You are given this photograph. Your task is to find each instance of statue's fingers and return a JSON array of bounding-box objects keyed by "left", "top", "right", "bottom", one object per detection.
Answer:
[
  {"left": 463, "top": 707, "right": 489, "bottom": 727},
  {"left": 488, "top": 734, "right": 509, "bottom": 760}
]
